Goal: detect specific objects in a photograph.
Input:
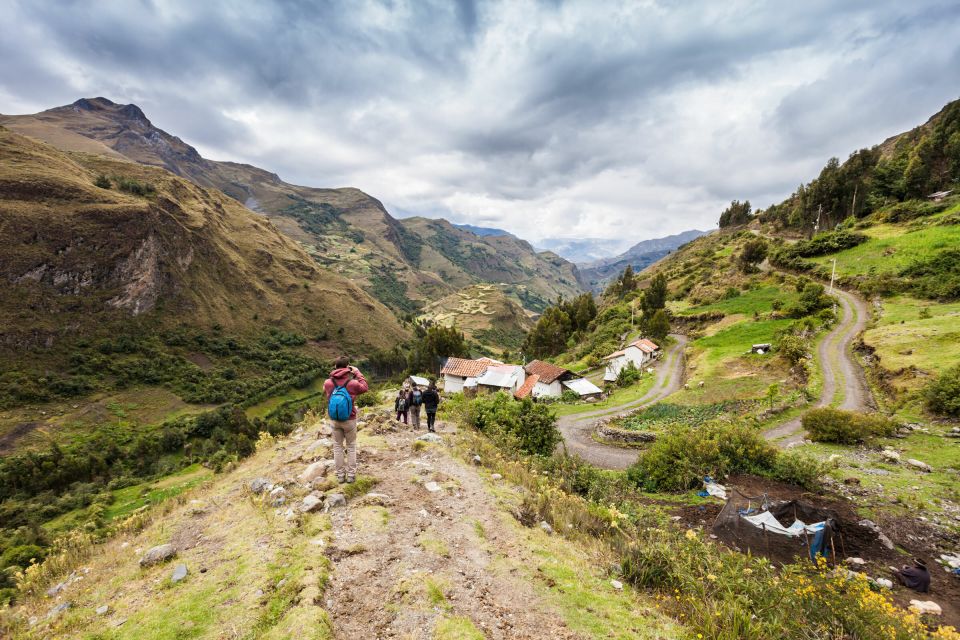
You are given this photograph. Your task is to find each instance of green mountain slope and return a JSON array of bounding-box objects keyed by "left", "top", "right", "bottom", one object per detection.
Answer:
[
  {"left": 0, "top": 98, "right": 585, "bottom": 314},
  {"left": 0, "top": 126, "right": 407, "bottom": 431}
]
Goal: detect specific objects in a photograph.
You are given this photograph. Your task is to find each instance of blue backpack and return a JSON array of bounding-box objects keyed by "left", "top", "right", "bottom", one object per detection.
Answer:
[{"left": 328, "top": 384, "right": 353, "bottom": 421}]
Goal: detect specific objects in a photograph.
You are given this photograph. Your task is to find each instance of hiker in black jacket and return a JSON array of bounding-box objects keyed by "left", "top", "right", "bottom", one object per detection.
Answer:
[{"left": 421, "top": 379, "right": 441, "bottom": 432}]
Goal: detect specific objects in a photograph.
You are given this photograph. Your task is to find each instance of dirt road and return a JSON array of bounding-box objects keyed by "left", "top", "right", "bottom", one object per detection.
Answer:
[
  {"left": 556, "top": 334, "right": 687, "bottom": 470},
  {"left": 763, "top": 287, "right": 872, "bottom": 446}
]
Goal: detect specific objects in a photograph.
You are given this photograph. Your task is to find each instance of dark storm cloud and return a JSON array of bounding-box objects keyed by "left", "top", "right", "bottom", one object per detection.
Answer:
[{"left": 1, "top": 0, "right": 959, "bottom": 241}]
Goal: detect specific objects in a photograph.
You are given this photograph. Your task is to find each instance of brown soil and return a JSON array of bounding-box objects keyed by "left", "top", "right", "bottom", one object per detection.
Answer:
[
  {"left": 319, "top": 421, "right": 582, "bottom": 639},
  {"left": 715, "top": 474, "right": 960, "bottom": 629},
  {"left": 0, "top": 421, "right": 42, "bottom": 453}
]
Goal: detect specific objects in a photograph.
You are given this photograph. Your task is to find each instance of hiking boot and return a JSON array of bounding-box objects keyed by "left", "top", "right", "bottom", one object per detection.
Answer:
[
  {"left": 346, "top": 475, "right": 356, "bottom": 484},
  {"left": 336, "top": 474, "right": 346, "bottom": 484}
]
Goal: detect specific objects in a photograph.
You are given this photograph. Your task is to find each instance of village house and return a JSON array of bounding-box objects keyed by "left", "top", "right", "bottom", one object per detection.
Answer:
[
  {"left": 475, "top": 363, "right": 526, "bottom": 394},
  {"left": 440, "top": 356, "right": 502, "bottom": 393},
  {"left": 603, "top": 338, "right": 660, "bottom": 383},
  {"left": 517, "top": 359, "right": 604, "bottom": 400}
]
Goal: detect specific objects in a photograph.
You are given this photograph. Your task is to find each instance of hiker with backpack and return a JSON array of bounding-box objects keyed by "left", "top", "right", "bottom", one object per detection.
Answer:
[
  {"left": 421, "top": 379, "right": 441, "bottom": 433},
  {"left": 395, "top": 389, "right": 408, "bottom": 424},
  {"left": 407, "top": 383, "right": 423, "bottom": 429},
  {"left": 323, "top": 356, "right": 368, "bottom": 484}
]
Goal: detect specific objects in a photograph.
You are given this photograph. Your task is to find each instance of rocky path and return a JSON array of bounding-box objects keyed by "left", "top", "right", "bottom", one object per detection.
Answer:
[
  {"left": 319, "top": 421, "right": 582, "bottom": 639},
  {"left": 556, "top": 334, "right": 687, "bottom": 470},
  {"left": 762, "top": 286, "right": 872, "bottom": 446}
]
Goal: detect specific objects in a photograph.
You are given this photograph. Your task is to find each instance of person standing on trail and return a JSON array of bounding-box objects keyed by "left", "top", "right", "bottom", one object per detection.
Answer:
[
  {"left": 323, "top": 356, "right": 368, "bottom": 484},
  {"left": 421, "top": 379, "right": 441, "bottom": 433},
  {"left": 395, "top": 389, "right": 408, "bottom": 424},
  {"left": 407, "top": 383, "right": 422, "bottom": 429}
]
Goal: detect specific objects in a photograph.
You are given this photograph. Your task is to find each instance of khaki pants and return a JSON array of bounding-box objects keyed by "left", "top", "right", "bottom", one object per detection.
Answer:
[
  {"left": 409, "top": 405, "right": 421, "bottom": 428},
  {"left": 331, "top": 418, "right": 357, "bottom": 478}
]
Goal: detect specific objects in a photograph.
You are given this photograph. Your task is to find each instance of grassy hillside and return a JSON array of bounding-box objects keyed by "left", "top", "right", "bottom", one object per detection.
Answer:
[
  {"left": 0, "top": 98, "right": 585, "bottom": 315},
  {"left": 416, "top": 284, "right": 534, "bottom": 353},
  {"left": 0, "top": 126, "right": 407, "bottom": 443}
]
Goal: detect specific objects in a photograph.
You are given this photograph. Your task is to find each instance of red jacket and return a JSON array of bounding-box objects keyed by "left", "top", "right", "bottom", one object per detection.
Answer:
[{"left": 323, "top": 367, "right": 369, "bottom": 420}]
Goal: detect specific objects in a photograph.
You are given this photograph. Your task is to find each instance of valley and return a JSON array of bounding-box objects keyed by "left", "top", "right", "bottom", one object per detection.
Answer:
[{"left": 2, "top": 91, "right": 960, "bottom": 639}]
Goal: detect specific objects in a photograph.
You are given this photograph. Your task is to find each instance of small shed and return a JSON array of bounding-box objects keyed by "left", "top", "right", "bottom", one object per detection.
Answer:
[
  {"left": 751, "top": 343, "right": 772, "bottom": 355},
  {"left": 562, "top": 377, "right": 603, "bottom": 400}
]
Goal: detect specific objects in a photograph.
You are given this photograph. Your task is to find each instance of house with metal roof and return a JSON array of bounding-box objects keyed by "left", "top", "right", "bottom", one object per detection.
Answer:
[
  {"left": 440, "top": 356, "right": 502, "bottom": 393},
  {"left": 521, "top": 359, "right": 603, "bottom": 399},
  {"left": 603, "top": 338, "right": 660, "bottom": 382},
  {"left": 475, "top": 364, "right": 526, "bottom": 394}
]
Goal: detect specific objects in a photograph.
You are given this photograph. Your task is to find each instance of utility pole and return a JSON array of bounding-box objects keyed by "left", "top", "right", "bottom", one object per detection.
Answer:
[
  {"left": 830, "top": 257, "right": 838, "bottom": 318},
  {"left": 813, "top": 204, "right": 822, "bottom": 238}
]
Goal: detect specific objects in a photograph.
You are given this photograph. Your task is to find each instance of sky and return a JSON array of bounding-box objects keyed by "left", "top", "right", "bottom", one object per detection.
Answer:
[{"left": 2, "top": 0, "right": 959, "bottom": 249}]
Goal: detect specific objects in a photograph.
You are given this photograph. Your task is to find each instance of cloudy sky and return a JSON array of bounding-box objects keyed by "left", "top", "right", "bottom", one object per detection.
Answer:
[{"left": 2, "top": 1, "right": 959, "bottom": 248}]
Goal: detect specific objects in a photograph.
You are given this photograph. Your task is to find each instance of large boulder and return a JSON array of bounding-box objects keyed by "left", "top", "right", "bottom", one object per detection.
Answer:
[
  {"left": 905, "top": 458, "right": 932, "bottom": 473},
  {"left": 301, "top": 494, "right": 324, "bottom": 513},
  {"left": 139, "top": 544, "right": 176, "bottom": 567},
  {"left": 249, "top": 478, "right": 274, "bottom": 494},
  {"left": 300, "top": 460, "right": 333, "bottom": 484}
]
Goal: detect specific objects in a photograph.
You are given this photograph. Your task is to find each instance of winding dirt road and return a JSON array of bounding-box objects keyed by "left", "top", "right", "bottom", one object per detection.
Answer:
[
  {"left": 762, "top": 286, "right": 872, "bottom": 446},
  {"left": 556, "top": 334, "right": 687, "bottom": 469}
]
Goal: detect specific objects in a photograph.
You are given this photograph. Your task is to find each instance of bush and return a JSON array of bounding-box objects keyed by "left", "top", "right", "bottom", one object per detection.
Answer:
[
  {"left": 924, "top": 364, "right": 960, "bottom": 417},
  {"left": 113, "top": 176, "right": 156, "bottom": 197},
  {"left": 615, "top": 362, "right": 642, "bottom": 388},
  {"left": 626, "top": 420, "right": 778, "bottom": 491},
  {"left": 463, "top": 392, "right": 560, "bottom": 456},
  {"left": 776, "top": 334, "right": 809, "bottom": 365},
  {"left": 769, "top": 450, "right": 832, "bottom": 490},
  {"left": 93, "top": 174, "right": 111, "bottom": 189},
  {"left": 802, "top": 408, "right": 895, "bottom": 444}
]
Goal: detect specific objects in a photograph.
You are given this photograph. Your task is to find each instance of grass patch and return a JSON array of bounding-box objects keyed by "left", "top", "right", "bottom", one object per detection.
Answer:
[
  {"left": 552, "top": 375, "right": 657, "bottom": 417},
  {"left": 809, "top": 220, "right": 960, "bottom": 277},
  {"left": 679, "top": 284, "right": 799, "bottom": 317},
  {"left": 418, "top": 532, "right": 451, "bottom": 558},
  {"left": 338, "top": 475, "right": 379, "bottom": 500},
  {"left": 865, "top": 296, "right": 960, "bottom": 385},
  {"left": 434, "top": 615, "right": 485, "bottom": 640},
  {"left": 424, "top": 576, "right": 450, "bottom": 610}
]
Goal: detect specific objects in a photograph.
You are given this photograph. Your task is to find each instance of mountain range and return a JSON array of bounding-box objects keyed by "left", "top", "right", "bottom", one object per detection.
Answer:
[
  {"left": 0, "top": 98, "right": 585, "bottom": 317},
  {"left": 577, "top": 228, "right": 709, "bottom": 292}
]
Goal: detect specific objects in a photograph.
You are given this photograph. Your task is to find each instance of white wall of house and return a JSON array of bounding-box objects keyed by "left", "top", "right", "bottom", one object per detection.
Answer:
[
  {"left": 443, "top": 374, "right": 465, "bottom": 393},
  {"left": 604, "top": 346, "right": 650, "bottom": 381},
  {"left": 532, "top": 380, "right": 563, "bottom": 398}
]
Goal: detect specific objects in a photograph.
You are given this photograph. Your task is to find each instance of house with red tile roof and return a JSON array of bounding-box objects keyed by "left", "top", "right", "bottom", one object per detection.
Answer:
[
  {"left": 603, "top": 338, "right": 660, "bottom": 382},
  {"left": 522, "top": 359, "right": 603, "bottom": 399},
  {"left": 440, "top": 356, "right": 502, "bottom": 393}
]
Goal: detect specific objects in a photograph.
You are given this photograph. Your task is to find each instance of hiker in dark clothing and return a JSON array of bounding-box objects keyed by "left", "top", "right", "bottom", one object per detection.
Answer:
[
  {"left": 421, "top": 379, "right": 441, "bottom": 432},
  {"left": 893, "top": 559, "right": 931, "bottom": 593},
  {"left": 407, "top": 383, "right": 422, "bottom": 429},
  {"left": 395, "top": 389, "right": 408, "bottom": 424}
]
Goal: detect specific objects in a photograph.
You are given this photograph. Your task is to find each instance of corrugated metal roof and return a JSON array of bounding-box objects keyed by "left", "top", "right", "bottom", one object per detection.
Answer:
[
  {"left": 476, "top": 365, "right": 522, "bottom": 388},
  {"left": 562, "top": 378, "right": 603, "bottom": 396}
]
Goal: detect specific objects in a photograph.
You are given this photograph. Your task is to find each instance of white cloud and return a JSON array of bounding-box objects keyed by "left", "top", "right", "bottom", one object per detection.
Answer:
[{"left": 1, "top": 0, "right": 959, "bottom": 243}]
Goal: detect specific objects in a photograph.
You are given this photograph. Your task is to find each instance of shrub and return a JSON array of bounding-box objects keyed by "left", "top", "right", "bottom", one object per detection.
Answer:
[
  {"left": 93, "top": 174, "right": 111, "bottom": 189},
  {"left": 776, "top": 334, "right": 809, "bottom": 365},
  {"left": 802, "top": 408, "right": 895, "bottom": 444},
  {"left": 615, "top": 362, "right": 642, "bottom": 387},
  {"left": 113, "top": 176, "right": 156, "bottom": 197},
  {"left": 626, "top": 420, "right": 778, "bottom": 491},
  {"left": 924, "top": 364, "right": 960, "bottom": 417},
  {"left": 463, "top": 392, "right": 560, "bottom": 456},
  {"left": 769, "top": 450, "right": 832, "bottom": 490}
]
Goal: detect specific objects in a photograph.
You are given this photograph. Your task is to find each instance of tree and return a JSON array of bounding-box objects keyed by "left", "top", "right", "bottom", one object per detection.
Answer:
[
  {"left": 738, "top": 238, "right": 768, "bottom": 272},
  {"left": 718, "top": 200, "right": 752, "bottom": 228},
  {"left": 523, "top": 306, "right": 572, "bottom": 359},
  {"left": 641, "top": 273, "right": 668, "bottom": 317},
  {"left": 409, "top": 325, "right": 469, "bottom": 374},
  {"left": 764, "top": 383, "right": 779, "bottom": 410},
  {"left": 646, "top": 309, "right": 670, "bottom": 342},
  {"left": 618, "top": 265, "right": 637, "bottom": 295}
]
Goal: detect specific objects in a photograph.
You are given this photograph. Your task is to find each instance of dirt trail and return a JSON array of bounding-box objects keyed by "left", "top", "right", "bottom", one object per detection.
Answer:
[
  {"left": 556, "top": 334, "right": 687, "bottom": 470},
  {"left": 763, "top": 287, "right": 872, "bottom": 446},
  {"left": 320, "top": 422, "right": 582, "bottom": 639}
]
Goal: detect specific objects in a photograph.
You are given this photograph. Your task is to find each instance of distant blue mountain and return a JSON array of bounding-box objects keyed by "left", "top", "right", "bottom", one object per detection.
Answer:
[{"left": 453, "top": 223, "right": 514, "bottom": 238}]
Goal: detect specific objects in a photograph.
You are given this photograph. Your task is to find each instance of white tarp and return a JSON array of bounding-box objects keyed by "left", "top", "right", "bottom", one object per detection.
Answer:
[
  {"left": 410, "top": 375, "right": 430, "bottom": 387},
  {"left": 742, "top": 511, "right": 826, "bottom": 537},
  {"left": 562, "top": 378, "right": 603, "bottom": 396},
  {"left": 704, "top": 479, "right": 728, "bottom": 500}
]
